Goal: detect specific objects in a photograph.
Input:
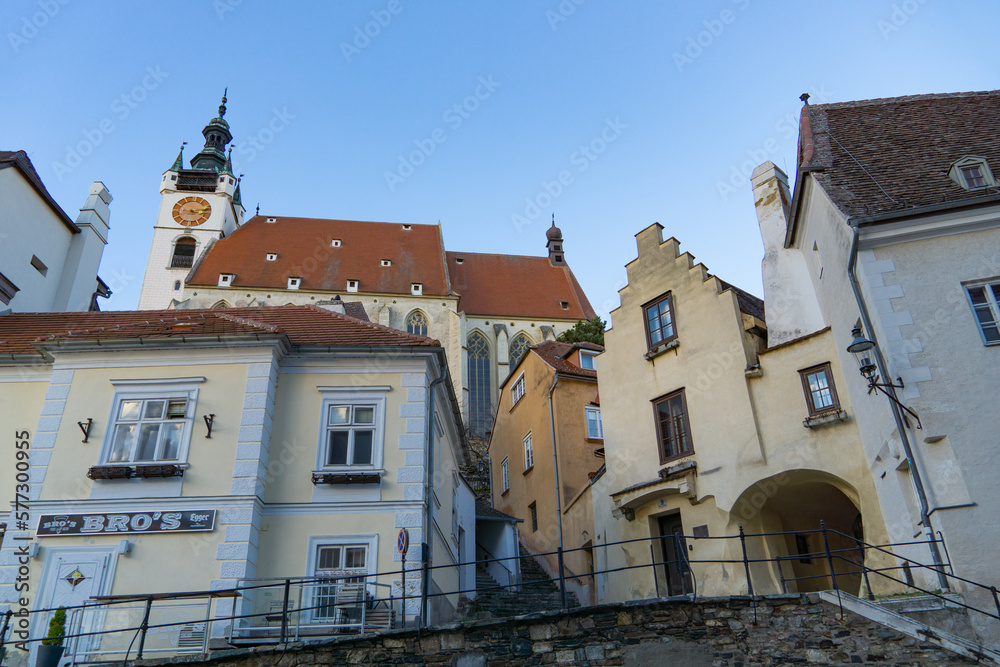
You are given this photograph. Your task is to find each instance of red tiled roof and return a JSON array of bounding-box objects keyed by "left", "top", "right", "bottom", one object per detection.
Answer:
[
  {"left": 0, "top": 305, "right": 439, "bottom": 359},
  {"left": 187, "top": 216, "right": 451, "bottom": 296},
  {"left": 446, "top": 252, "right": 596, "bottom": 320},
  {"left": 798, "top": 91, "right": 1000, "bottom": 217}
]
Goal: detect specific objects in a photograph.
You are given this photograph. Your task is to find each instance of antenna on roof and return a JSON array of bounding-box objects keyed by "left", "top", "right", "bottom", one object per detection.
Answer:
[{"left": 800, "top": 93, "right": 810, "bottom": 105}]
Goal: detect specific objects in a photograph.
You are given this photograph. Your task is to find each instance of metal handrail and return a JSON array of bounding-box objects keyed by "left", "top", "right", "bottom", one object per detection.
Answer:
[{"left": 4, "top": 524, "right": 997, "bottom": 662}]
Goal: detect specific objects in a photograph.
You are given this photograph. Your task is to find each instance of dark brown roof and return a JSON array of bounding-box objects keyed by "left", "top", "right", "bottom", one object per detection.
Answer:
[
  {"left": 475, "top": 500, "right": 522, "bottom": 522},
  {"left": 797, "top": 91, "right": 1000, "bottom": 217},
  {"left": 0, "top": 150, "right": 78, "bottom": 232},
  {"left": 529, "top": 340, "right": 599, "bottom": 379},
  {"left": 446, "top": 251, "right": 596, "bottom": 320},
  {"left": 0, "top": 305, "right": 439, "bottom": 360},
  {"left": 188, "top": 216, "right": 452, "bottom": 296},
  {"left": 718, "top": 280, "right": 765, "bottom": 321},
  {"left": 343, "top": 301, "right": 369, "bottom": 320}
]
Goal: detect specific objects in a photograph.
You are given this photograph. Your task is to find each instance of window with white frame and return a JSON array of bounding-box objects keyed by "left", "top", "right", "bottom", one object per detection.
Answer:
[
  {"left": 101, "top": 378, "right": 203, "bottom": 466},
  {"left": 316, "top": 387, "right": 387, "bottom": 471},
  {"left": 966, "top": 281, "right": 1000, "bottom": 344},
  {"left": 218, "top": 273, "right": 234, "bottom": 287},
  {"left": 501, "top": 457, "right": 509, "bottom": 493},
  {"left": 523, "top": 432, "right": 534, "bottom": 470},
  {"left": 585, "top": 406, "right": 603, "bottom": 440},
  {"left": 347, "top": 280, "right": 359, "bottom": 293},
  {"left": 288, "top": 276, "right": 301, "bottom": 290},
  {"left": 580, "top": 351, "right": 597, "bottom": 370},
  {"left": 308, "top": 535, "right": 377, "bottom": 622},
  {"left": 511, "top": 373, "right": 525, "bottom": 406},
  {"left": 410, "top": 283, "right": 423, "bottom": 296}
]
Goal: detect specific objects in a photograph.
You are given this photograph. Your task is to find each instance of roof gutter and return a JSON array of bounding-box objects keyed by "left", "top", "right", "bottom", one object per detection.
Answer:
[{"left": 847, "top": 219, "right": 949, "bottom": 590}]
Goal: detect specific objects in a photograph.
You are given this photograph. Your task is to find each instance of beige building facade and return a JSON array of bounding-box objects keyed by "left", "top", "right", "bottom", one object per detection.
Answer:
[
  {"left": 593, "top": 223, "right": 895, "bottom": 603},
  {"left": 0, "top": 306, "right": 472, "bottom": 666}
]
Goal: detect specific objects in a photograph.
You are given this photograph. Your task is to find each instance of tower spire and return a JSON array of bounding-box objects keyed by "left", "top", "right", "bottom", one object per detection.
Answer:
[
  {"left": 169, "top": 142, "right": 187, "bottom": 171},
  {"left": 190, "top": 93, "right": 233, "bottom": 172}
]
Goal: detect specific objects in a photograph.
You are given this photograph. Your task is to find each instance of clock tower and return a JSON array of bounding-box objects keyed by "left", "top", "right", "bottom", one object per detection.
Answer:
[{"left": 137, "top": 94, "right": 246, "bottom": 309}]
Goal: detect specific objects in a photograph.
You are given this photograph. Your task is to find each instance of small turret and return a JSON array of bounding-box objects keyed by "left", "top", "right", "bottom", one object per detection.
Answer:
[{"left": 546, "top": 215, "right": 565, "bottom": 266}]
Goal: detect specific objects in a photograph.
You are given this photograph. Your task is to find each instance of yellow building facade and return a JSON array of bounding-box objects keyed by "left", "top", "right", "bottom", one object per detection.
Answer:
[
  {"left": 488, "top": 341, "right": 603, "bottom": 605},
  {"left": 0, "top": 306, "right": 473, "bottom": 665}
]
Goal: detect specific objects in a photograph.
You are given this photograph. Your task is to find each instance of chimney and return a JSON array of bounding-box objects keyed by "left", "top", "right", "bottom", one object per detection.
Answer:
[
  {"left": 316, "top": 294, "right": 347, "bottom": 315},
  {"left": 752, "top": 162, "right": 825, "bottom": 345},
  {"left": 54, "top": 182, "right": 112, "bottom": 311}
]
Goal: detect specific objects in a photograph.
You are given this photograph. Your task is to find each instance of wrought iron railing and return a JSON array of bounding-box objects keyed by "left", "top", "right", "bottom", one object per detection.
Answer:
[{"left": 4, "top": 523, "right": 998, "bottom": 665}]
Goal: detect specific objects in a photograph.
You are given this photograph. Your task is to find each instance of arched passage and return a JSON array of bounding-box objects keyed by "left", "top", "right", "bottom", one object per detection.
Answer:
[{"left": 728, "top": 471, "right": 866, "bottom": 596}]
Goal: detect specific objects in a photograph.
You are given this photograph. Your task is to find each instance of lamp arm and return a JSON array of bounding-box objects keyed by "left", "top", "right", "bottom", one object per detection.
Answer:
[{"left": 871, "top": 383, "right": 922, "bottom": 429}]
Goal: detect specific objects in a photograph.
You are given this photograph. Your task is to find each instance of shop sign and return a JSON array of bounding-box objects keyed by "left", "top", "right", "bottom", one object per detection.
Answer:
[{"left": 36, "top": 509, "right": 217, "bottom": 536}]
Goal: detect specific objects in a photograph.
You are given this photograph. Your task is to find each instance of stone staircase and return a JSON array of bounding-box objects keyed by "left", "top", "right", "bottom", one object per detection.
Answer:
[{"left": 459, "top": 545, "right": 579, "bottom": 619}]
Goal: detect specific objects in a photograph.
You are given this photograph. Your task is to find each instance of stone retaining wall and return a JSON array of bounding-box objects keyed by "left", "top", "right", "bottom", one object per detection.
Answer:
[{"left": 142, "top": 594, "right": 980, "bottom": 666}]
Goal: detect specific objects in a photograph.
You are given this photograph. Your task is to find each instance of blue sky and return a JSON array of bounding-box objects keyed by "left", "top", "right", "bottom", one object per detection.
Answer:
[{"left": 3, "top": 1, "right": 998, "bottom": 319}]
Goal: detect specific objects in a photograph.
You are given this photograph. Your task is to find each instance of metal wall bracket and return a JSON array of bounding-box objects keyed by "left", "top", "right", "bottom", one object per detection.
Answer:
[
  {"left": 203, "top": 414, "right": 215, "bottom": 439},
  {"left": 78, "top": 418, "right": 93, "bottom": 443}
]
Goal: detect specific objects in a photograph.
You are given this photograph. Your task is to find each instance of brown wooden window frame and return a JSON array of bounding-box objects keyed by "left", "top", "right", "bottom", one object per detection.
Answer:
[
  {"left": 529, "top": 502, "right": 538, "bottom": 532},
  {"left": 651, "top": 388, "right": 693, "bottom": 464},
  {"left": 642, "top": 292, "right": 678, "bottom": 351},
  {"left": 798, "top": 362, "right": 841, "bottom": 417}
]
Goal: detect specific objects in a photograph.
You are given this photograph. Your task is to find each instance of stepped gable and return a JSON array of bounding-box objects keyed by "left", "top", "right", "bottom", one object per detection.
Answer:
[
  {"left": 446, "top": 251, "right": 596, "bottom": 320},
  {"left": 799, "top": 90, "right": 1000, "bottom": 216},
  {"left": 0, "top": 305, "right": 439, "bottom": 359},
  {"left": 187, "top": 216, "right": 451, "bottom": 296}
]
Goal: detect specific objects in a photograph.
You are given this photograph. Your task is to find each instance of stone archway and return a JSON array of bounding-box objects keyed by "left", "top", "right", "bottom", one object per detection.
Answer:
[{"left": 729, "top": 471, "right": 866, "bottom": 596}]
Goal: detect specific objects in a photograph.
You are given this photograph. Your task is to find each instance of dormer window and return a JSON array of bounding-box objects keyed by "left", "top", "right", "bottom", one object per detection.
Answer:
[
  {"left": 288, "top": 277, "right": 301, "bottom": 290},
  {"left": 381, "top": 259, "right": 392, "bottom": 267},
  {"left": 580, "top": 350, "right": 598, "bottom": 370},
  {"left": 962, "top": 165, "right": 987, "bottom": 188},
  {"left": 218, "top": 273, "right": 235, "bottom": 287},
  {"left": 411, "top": 283, "right": 423, "bottom": 296},
  {"left": 266, "top": 253, "right": 278, "bottom": 261},
  {"left": 560, "top": 301, "right": 569, "bottom": 310},
  {"left": 455, "top": 258, "right": 464, "bottom": 264},
  {"left": 402, "top": 224, "right": 412, "bottom": 231},
  {"left": 332, "top": 239, "right": 342, "bottom": 248},
  {"left": 347, "top": 280, "right": 359, "bottom": 293},
  {"left": 266, "top": 217, "right": 278, "bottom": 223},
  {"left": 948, "top": 156, "right": 997, "bottom": 191}
]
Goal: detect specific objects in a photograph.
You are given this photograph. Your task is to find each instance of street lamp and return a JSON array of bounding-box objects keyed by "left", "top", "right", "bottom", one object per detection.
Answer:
[{"left": 846, "top": 327, "right": 921, "bottom": 429}]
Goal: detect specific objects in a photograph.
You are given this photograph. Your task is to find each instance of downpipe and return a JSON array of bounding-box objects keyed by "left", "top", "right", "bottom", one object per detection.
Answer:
[
  {"left": 547, "top": 374, "right": 568, "bottom": 608},
  {"left": 847, "top": 222, "right": 949, "bottom": 591}
]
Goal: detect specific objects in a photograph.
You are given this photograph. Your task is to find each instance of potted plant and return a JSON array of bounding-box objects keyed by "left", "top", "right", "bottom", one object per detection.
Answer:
[{"left": 36, "top": 606, "right": 66, "bottom": 667}]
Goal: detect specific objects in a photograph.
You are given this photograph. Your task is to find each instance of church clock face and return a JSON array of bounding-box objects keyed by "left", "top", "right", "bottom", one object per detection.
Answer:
[{"left": 172, "top": 196, "right": 212, "bottom": 226}]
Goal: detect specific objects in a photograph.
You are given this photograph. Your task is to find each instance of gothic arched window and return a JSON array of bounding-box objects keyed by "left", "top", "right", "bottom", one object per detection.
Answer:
[
  {"left": 211, "top": 300, "right": 230, "bottom": 309},
  {"left": 171, "top": 237, "right": 196, "bottom": 268},
  {"left": 509, "top": 333, "right": 533, "bottom": 367},
  {"left": 406, "top": 310, "right": 429, "bottom": 337},
  {"left": 467, "top": 332, "right": 492, "bottom": 438}
]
